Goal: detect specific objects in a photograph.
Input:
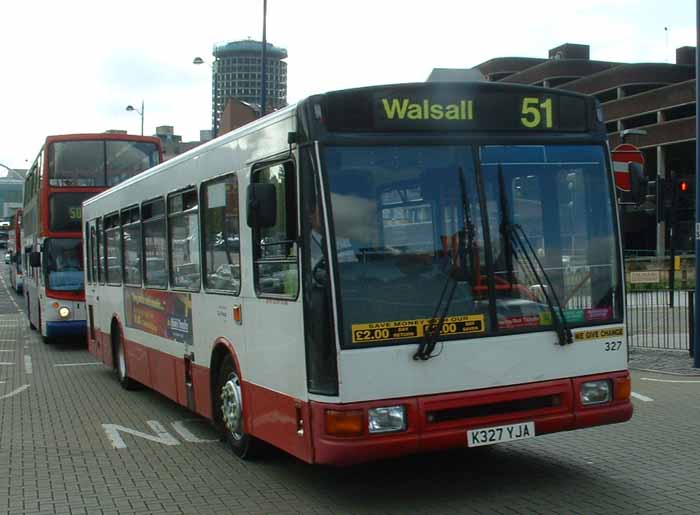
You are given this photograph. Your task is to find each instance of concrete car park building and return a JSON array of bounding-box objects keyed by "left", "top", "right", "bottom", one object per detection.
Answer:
[{"left": 431, "top": 43, "right": 697, "bottom": 256}]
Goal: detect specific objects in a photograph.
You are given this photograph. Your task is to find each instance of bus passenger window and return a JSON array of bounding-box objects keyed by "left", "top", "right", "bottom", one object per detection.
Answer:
[
  {"left": 90, "top": 224, "right": 98, "bottom": 284},
  {"left": 168, "top": 189, "right": 200, "bottom": 290},
  {"left": 104, "top": 213, "right": 122, "bottom": 285},
  {"left": 202, "top": 174, "right": 240, "bottom": 294},
  {"left": 142, "top": 199, "right": 167, "bottom": 288},
  {"left": 252, "top": 162, "right": 298, "bottom": 297},
  {"left": 121, "top": 206, "right": 142, "bottom": 286},
  {"left": 96, "top": 218, "right": 105, "bottom": 284}
]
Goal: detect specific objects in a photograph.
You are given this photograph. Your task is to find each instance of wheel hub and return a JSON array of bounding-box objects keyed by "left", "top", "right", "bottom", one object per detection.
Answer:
[{"left": 221, "top": 374, "right": 243, "bottom": 440}]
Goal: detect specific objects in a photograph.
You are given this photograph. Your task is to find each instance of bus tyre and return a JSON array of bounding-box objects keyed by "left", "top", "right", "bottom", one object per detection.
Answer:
[
  {"left": 28, "top": 298, "right": 36, "bottom": 330},
  {"left": 218, "top": 355, "right": 260, "bottom": 459},
  {"left": 113, "top": 326, "right": 138, "bottom": 390}
]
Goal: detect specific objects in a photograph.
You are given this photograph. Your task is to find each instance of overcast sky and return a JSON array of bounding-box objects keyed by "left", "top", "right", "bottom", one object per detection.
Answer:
[{"left": 0, "top": 0, "right": 696, "bottom": 169}]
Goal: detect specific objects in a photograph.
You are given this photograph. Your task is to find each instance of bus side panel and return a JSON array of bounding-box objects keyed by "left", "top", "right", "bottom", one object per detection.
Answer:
[
  {"left": 191, "top": 363, "right": 213, "bottom": 419},
  {"left": 147, "top": 346, "right": 178, "bottom": 403},
  {"left": 245, "top": 382, "right": 313, "bottom": 463}
]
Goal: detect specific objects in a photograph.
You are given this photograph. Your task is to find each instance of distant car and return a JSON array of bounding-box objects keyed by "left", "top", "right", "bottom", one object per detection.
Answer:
[{"left": 4, "top": 252, "right": 10, "bottom": 264}]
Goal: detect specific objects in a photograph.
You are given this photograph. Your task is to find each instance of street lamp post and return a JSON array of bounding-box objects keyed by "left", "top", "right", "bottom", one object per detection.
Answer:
[
  {"left": 260, "top": 0, "right": 268, "bottom": 117},
  {"left": 125, "top": 100, "right": 144, "bottom": 136},
  {"left": 194, "top": 57, "right": 218, "bottom": 138}
]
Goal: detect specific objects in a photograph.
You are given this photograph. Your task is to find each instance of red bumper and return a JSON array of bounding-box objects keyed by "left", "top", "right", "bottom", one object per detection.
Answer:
[{"left": 310, "top": 371, "right": 633, "bottom": 466}]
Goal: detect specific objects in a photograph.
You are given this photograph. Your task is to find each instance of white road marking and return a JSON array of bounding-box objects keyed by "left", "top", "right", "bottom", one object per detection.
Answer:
[
  {"left": 0, "top": 362, "right": 15, "bottom": 366},
  {"left": 102, "top": 421, "right": 180, "bottom": 449},
  {"left": 0, "top": 384, "right": 30, "bottom": 400},
  {"left": 171, "top": 420, "right": 218, "bottom": 443},
  {"left": 23, "top": 355, "right": 32, "bottom": 374},
  {"left": 0, "top": 350, "right": 14, "bottom": 352},
  {"left": 53, "top": 362, "right": 101, "bottom": 367},
  {"left": 631, "top": 392, "right": 654, "bottom": 402},
  {"left": 640, "top": 377, "right": 700, "bottom": 384}
]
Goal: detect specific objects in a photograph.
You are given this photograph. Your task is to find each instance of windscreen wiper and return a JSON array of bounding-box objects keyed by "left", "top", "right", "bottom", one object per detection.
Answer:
[
  {"left": 414, "top": 168, "right": 472, "bottom": 361},
  {"left": 497, "top": 166, "right": 572, "bottom": 346},
  {"left": 413, "top": 265, "right": 458, "bottom": 361}
]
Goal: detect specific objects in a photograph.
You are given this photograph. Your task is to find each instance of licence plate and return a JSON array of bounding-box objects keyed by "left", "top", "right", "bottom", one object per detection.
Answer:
[{"left": 467, "top": 421, "right": 535, "bottom": 447}]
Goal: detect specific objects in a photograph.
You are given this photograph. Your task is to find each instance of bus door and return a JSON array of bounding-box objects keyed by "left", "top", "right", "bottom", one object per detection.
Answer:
[
  {"left": 86, "top": 220, "right": 100, "bottom": 356},
  {"left": 244, "top": 160, "right": 312, "bottom": 461}
]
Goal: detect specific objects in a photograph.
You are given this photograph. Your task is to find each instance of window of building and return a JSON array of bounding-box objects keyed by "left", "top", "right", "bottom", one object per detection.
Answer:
[
  {"left": 168, "top": 189, "right": 200, "bottom": 290},
  {"left": 202, "top": 174, "right": 240, "bottom": 293},
  {"left": 252, "top": 161, "right": 298, "bottom": 297},
  {"left": 121, "top": 206, "right": 141, "bottom": 286},
  {"left": 142, "top": 198, "right": 167, "bottom": 288}
]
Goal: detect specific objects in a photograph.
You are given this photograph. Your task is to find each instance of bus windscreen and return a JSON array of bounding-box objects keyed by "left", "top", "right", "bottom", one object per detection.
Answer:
[{"left": 49, "top": 140, "right": 160, "bottom": 187}]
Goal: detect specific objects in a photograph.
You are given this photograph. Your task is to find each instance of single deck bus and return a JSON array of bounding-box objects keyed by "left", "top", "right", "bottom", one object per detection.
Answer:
[
  {"left": 8, "top": 209, "right": 23, "bottom": 293},
  {"left": 83, "top": 82, "right": 635, "bottom": 465},
  {"left": 24, "top": 133, "right": 162, "bottom": 342}
]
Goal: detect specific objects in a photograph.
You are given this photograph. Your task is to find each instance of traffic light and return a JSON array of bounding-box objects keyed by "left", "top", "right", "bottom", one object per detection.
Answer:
[{"left": 673, "top": 175, "right": 694, "bottom": 211}]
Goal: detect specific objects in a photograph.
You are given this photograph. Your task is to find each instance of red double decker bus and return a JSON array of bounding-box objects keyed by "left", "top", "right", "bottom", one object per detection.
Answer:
[{"left": 23, "top": 133, "right": 163, "bottom": 342}]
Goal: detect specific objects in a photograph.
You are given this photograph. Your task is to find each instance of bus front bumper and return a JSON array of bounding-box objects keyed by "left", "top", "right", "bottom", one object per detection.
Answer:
[
  {"left": 309, "top": 370, "right": 633, "bottom": 466},
  {"left": 46, "top": 320, "right": 87, "bottom": 338}
]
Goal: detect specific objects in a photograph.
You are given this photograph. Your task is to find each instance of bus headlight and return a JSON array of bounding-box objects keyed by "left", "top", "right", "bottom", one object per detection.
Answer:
[
  {"left": 368, "top": 405, "right": 407, "bottom": 434},
  {"left": 58, "top": 306, "right": 71, "bottom": 319},
  {"left": 581, "top": 380, "right": 611, "bottom": 405}
]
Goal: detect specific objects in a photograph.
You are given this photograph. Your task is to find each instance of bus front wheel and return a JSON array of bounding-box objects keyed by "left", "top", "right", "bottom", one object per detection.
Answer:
[{"left": 218, "top": 355, "right": 260, "bottom": 459}]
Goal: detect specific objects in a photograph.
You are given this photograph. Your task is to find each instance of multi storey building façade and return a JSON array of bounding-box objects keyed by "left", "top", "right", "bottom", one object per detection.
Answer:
[{"left": 210, "top": 39, "right": 288, "bottom": 136}]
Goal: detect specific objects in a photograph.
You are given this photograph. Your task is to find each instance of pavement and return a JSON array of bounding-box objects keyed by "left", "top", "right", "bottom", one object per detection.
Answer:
[
  {"left": 3, "top": 261, "right": 700, "bottom": 514},
  {"left": 629, "top": 347, "right": 700, "bottom": 376}
]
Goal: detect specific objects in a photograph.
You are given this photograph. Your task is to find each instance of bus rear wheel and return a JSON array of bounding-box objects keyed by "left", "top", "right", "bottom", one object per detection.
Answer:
[
  {"left": 27, "top": 297, "right": 36, "bottom": 331},
  {"left": 218, "top": 355, "right": 260, "bottom": 459},
  {"left": 113, "top": 325, "right": 138, "bottom": 390}
]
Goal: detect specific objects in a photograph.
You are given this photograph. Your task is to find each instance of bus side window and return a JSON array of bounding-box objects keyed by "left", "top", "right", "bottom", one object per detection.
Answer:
[
  {"left": 96, "top": 218, "right": 104, "bottom": 284},
  {"left": 142, "top": 198, "right": 168, "bottom": 289},
  {"left": 121, "top": 206, "right": 142, "bottom": 286},
  {"left": 85, "top": 222, "right": 92, "bottom": 284},
  {"left": 251, "top": 161, "right": 298, "bottom": 298},
  {"left": 168, "top": 189, "right": 200, "bottom": 291},
  {"left": 202, "top": 174, "right": 241, "bottom": 294},
  {"left": 104, "top": 213, "right": 122, "bottom": 286},
  {"left": 90, "top": 223, "right": 98, "bottom": 284}
]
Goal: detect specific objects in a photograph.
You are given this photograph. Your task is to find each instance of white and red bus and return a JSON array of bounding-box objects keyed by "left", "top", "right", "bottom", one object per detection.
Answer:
[
  {"left": 24, "top": 133, "right": 162, "bottom": 342},
  {"left": 83, "top": 82, "right": 634, "bottom": 465},
  {"left": 7, "top": 209, "right": 23, "bottom": 293}
]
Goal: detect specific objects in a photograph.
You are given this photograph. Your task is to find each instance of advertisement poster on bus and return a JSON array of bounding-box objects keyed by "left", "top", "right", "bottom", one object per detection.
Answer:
[{"left": 123, "top": 287, "right": 193, "bottom": 345}]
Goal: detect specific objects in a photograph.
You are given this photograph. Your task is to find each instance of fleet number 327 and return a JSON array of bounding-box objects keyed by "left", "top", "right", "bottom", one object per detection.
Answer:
[{"left": 604, "top": 340, "right": 623, "bottom": 351}]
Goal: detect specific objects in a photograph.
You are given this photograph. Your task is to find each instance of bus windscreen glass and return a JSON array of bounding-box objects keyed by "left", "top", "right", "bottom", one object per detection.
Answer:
[
  {"left": 323, "top": 144, "right": 620, "bottom": 347},
  {"left": 43, "top": 238, "right": 84, "bottom": 292},
  {"left": 49, "top": 140, "right": 160, "bottom": 187},
  {"left": 106, "top": 141, "right": 161, "bottom": 186}
]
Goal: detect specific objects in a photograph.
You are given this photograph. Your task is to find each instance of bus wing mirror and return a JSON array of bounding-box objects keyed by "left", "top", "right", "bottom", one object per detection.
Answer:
[
  {"left": 29, "top": 251, "right": 41, "bottom": 268},
  {"left": 629, "top": 162, "right": 648, "bottom": 204},
  {"left": 246, "top": 183, "right": 277, "bottom": 228}
]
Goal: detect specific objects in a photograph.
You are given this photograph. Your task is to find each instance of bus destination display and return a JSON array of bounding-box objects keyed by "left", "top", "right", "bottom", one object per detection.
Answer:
[{"left": 323, "top": 86, "right": 589, "bottom": 133}]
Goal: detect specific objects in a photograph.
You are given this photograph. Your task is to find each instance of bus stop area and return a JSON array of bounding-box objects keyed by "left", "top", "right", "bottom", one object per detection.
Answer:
[{"left": 1, "top": 261, "right": 700, "bottom": 515}]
